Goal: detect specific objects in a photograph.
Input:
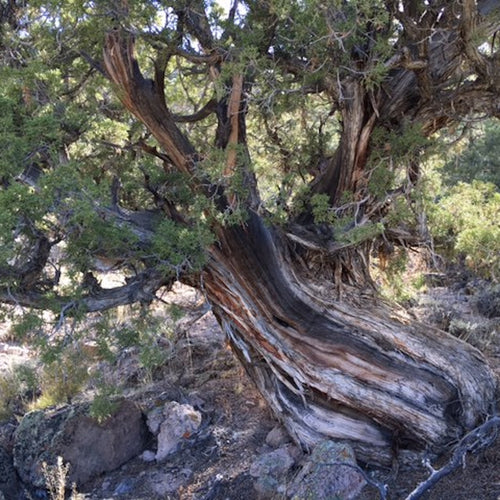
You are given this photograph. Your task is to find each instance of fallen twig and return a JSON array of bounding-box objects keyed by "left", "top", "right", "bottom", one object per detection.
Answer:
[{"left": 405, "top": 416, "right": 500, "bottom": 500}]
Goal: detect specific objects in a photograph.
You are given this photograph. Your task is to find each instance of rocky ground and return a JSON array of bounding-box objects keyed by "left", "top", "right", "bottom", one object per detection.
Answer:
[{"left": 0, "top": 278, "right": 499, "bottom": 500}]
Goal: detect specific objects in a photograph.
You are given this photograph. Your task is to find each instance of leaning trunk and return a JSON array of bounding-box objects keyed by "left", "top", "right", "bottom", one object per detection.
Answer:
[
  {"left": 101, "top": 28, "right": 497, "bottom": 467},
  {"left": 202, "top": 211, "right": 495, "bottom": 465}
]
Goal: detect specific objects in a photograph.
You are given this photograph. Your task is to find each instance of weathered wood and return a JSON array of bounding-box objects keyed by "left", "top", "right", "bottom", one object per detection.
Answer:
[
  {"left": 99, "top": 14, "right": 499, "bottom": 467},
  {"left": 103, "top": 31, "right": 199, "bottom": 177},
  {"left": 202, "top": 212, "right": 495, "bottom": 465}
]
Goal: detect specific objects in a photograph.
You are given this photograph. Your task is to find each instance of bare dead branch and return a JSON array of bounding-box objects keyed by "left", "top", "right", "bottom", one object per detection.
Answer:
[
  {"left": 0, "top": 269, "right": 174, "bottom": 313},
  {"left": 405, "top": 416, "right": 500, "bottom": 500}
]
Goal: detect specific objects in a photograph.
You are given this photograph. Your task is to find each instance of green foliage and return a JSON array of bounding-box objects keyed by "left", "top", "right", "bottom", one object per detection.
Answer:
[
  {"left": 89, "top": 387, "right": 120, "bottom": 424},
  {"left": 0, "top": 0, "right": 425, "bottom": 303},
  {"left": 368, "top": 166, "right": 395, "bottom": 199},
  {"left": 339, "top": 222, "right": 384, "bottom": 245},
  {"left": 375, "top": 249, "right": 417, "bottom": 304},
  {"left": 441, "top": 120, "right": 500, "bottom": 189},
  {"left": 250, "top": 93, "right": 340, "bottom": 209},
  {"left": 311, "top": 193, "right": 336, "bottom": 224},
  {"left": 114, "top": 325, "right": 141, "bottom": 349},
  {"left": 368, "top": 124, "right": 429, "bottom": 198},
  {"left": 309, "top": 193, "right": 384, "bottom": 245},
  {"left": 429, "top": 181, "right": 500, "bottom": 279},
  {"left": 0, "top": 363, "right": 39, "bottom": 421},
  {"left": 34, "top": 347, "right": 90, "bottom": 408},
  {"left": 167, "top": 303, "right": 186, "bottom": 323},
  {"left": 8, "top": 312, "right": 45, "bottom": 342},
  {"left": 151, "top": 219, "right": 214, "bottom": 274},
  {"left": 131, "top": 314, "right": 175, "bottom": 383}
]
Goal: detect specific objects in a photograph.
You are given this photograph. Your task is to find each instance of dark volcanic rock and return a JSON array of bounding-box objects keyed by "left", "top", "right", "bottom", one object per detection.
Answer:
[
  {"left": 0, "top": 445, "right": 24, "bottom": 499},
  {"left": 13, "top": 399, "right": 149, "bottom": 489}
]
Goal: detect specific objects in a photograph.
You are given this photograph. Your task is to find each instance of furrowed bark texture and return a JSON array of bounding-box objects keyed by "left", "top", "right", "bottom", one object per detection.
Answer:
[
  {"left": 101, "top": 24, "right": 498, "bottom": 466},
  {"left": 203, "top": 212, "right": 495, "bottom": 465}
]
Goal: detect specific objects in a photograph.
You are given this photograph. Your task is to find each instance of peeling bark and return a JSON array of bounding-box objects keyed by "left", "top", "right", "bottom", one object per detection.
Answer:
[
  {"left": 94, "top": 8, "right": 500, "bottom": 466},
  {"left": 202, "top": 212, "right": 495, "bottom": 465}
]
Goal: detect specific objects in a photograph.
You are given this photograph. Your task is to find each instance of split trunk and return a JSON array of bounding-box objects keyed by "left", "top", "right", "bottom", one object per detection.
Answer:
[
  {"left": 102, "top": 30, "right": 497, "bottom": 467},
  {"left": 202, "top": 212, "right": 495, "bottom": 466}
]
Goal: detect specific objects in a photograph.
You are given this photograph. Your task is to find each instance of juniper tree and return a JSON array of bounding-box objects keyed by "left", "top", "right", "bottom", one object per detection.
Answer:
[{"left": 1, "top": 0, "right": 499, "bottom": 465}]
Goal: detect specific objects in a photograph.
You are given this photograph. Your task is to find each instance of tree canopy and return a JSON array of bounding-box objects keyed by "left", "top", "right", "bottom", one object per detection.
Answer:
[
  {"left": 0, "top": 0, "right": 498, "bottom": 313},
  {"left": 1, "top": 0, "right": 499, "bottom": 466}
]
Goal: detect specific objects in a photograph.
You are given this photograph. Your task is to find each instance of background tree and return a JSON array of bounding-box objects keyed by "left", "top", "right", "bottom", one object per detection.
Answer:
[
  {"left": 0, "top": 0, "right": 499, "bottom": 466},
  {"left": 441, "top": 119, "right": 500, "bottom": 189}
]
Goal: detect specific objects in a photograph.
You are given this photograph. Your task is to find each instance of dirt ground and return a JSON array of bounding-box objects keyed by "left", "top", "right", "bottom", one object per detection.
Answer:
[
  {"left": 83, "top": 307, "right": 278, "bottom": 500},
  {"left": 1, "top": 280, "right": 500, "bottom": 499}
]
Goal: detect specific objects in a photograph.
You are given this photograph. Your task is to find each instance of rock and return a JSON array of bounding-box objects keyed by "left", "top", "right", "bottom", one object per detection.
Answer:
[
  {"left": 140, "top": 450, "right": 156, "bottom": 462},
  {"left": 149, "top": 468, "right": 193, "bottom": 496},
  {"left": 13, "top": 399, "right": 149, "bottom": 489},
  {"left": 250, "top": 445, "right": 298, "bottom": 498},
  {"left": 113, "top": 477, "right": 138, "bottom": 496},
  {"left": 146, "top": 406, "right": 164, "bottom": 435},
  {"left": 0, "top": 446, "right": 23, "bottom": 500},
  {"left": 265, "top": 425, "right": 291, "bottom": 449},
  {"left": 287, "top": 440, "right": 366, "bottom": 500},
  {"left": 155, "top": 401, "right": 202, "bottom": 461},
  {"left": 101, "top": 478, "right": 112, "bottom": 492},
  {"left": 150, "top": 472, "right": 178, "bottom": 496},
  {"left": 0, "top": 420, "right": 17, "bottom": 451},
  {"left": 250, "top": 446, "right": 297, "bottom": 478}
]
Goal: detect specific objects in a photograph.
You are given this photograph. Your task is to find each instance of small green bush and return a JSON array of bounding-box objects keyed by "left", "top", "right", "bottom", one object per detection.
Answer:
[
  {"left": 441, "top": 120, "right": 500, "bottom": 189},
  {"left": 429, "top": 181, "right": 500, "bottom": 280},
  {"left": 32, "top": 349, "right": 90, "bottom": 409},
  {"left": 0, "top": 363, "right": 39, "bottom": 420},
  {"left": 89, "top": 386, "right": 120, "bottom": 424}
]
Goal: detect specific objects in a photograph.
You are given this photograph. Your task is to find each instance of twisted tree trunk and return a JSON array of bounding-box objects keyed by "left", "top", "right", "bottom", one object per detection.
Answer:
[
  {"left": 101, "top": 26, "right": 498, "bottom": 466},
  {"left": 0, "top": 0, "right": 497, "bottom": 469},
  {"left": 203, "top": 212, "right": 495, "bottom": 465}
]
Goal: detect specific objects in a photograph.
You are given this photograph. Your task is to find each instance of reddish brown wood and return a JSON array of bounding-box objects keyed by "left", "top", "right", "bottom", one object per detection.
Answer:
[{"left": 202, "top": 213, "right": 495, "bottom": 465}]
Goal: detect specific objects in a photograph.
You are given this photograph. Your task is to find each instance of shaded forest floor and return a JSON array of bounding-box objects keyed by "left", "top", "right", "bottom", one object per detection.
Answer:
[{"left": 1, "top": 272, "right": 500, "bottom": 499}]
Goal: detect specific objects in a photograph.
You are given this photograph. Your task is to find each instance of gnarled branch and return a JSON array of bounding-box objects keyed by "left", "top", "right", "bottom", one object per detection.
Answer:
[
  {"left": 103, "top": 30, "right": 199, "bottom": 176},
  {"left": 0, "top": 269, "right": 173, "bottom": 313}
]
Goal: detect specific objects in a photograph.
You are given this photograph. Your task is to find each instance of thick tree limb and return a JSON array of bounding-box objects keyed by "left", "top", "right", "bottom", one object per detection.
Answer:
[
  {"left": 177, "top": 0, "right": 215, "bottom": 52},
  {"left": 0, "top": 270, "right": 173, "bottom": 313},
  {"left": 171, "top": 98, "right": 217, "bottom": 123},
  {"left": 103, "top": 30, "right": 199, "bottom": 176},
  {"left": 103, "top": 30, "right": 251, "bottom": 211},
  {"left": 224, "top": 74, "right": 244, "bottom": 207},
  {"left": 171, "top": 47, "right": 221, "bottom": 64}
]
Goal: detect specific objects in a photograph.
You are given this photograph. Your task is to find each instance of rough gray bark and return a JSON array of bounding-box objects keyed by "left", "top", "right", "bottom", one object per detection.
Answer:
[
  {"left": 2, "top": 0, "right": 498, "bottom": 468},
  {"left": 202, "top": 211, "right": 495, "bottom": 465}
]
